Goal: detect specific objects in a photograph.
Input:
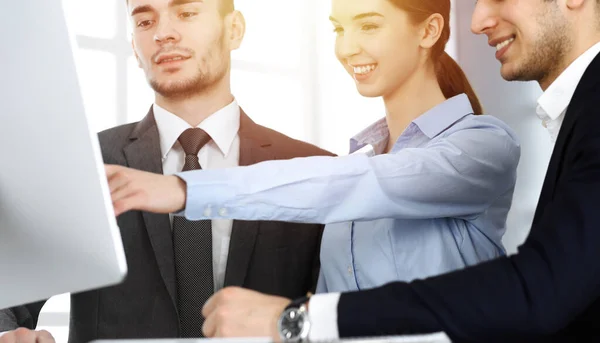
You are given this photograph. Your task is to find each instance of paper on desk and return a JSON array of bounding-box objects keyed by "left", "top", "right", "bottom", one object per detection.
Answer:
[
  {"left": 188, "top": 332, "right": 451, "bottom": 342},
  {"left": 333, "top": 332, "right": 451, "bottom": 342},
  {"left": 92, "top": 332, "right": 451, "bottom": 343},
  {"left": 180, "top": 339, "right": 271, "bottom": 343}
]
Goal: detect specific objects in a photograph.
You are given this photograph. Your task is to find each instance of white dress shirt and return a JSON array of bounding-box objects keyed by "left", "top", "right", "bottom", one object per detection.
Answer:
[
  {"left": 153, "top": 99, "right": 240, "bottom": 292},
  {"left": 536, "top": 41, "right": 600, "bottom": 142}
]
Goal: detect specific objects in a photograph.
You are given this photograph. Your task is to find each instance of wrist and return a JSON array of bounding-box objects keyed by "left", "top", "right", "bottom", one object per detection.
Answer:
[
  {"left": 277, "top": 293, "right": 312, "bottom": 342},
  {"left": 173, "top": 175, "right": 187, "bottom": 212}
]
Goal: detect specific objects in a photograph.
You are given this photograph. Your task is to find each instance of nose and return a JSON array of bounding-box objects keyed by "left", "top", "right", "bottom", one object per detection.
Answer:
[
  {"left": 335, "top": 32, "right": 361, "bottom": 61},
  {"left": 154, "top": 16, "right": 181, "bottom": 44},
  {"left": 471, "top": 0, "right": 498, "bottom": 35}
]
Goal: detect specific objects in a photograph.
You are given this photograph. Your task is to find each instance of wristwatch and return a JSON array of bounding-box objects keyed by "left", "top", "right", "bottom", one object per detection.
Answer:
[{"left": 277, "top": 294, "right": 311, "bottom": 342}]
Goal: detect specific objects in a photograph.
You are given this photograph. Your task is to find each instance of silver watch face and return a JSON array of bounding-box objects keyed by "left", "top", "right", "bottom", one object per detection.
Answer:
[{"left": 278, "top": 307, "right": 310, "bottom": 342}]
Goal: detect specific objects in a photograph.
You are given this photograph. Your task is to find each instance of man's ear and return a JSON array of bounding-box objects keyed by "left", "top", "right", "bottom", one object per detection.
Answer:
[{"left": 225, "top": 10, "right": 246, "bottom": 51}]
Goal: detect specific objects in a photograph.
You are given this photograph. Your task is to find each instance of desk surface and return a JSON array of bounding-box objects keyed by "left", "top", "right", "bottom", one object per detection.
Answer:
[{"left": 91, "top": 332, "right": 451, "bottom": 343}]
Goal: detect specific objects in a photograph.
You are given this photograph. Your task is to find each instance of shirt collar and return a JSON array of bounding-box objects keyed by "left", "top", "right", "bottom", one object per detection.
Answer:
[
  {"left": 412, "top": 93, "right": 474, "bottom": 139},
  {"left": 349, "top": 93, "right": 474, "bottom": 154},
  {"left": 537, "top": 41, "right": 600, "bottom": 120},
  {"left": 349, "top": 118, "right": 389, "bottom": 155},
  {"left": 153, "top": 98, "right": 240, "bottom": 159}
]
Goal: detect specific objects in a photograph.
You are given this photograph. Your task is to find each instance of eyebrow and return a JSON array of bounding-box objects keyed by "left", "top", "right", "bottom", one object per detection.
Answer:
[
  {"left": 329, "top": 12, "right": 384, "bottom": 22},
  {"left": 131, "top": 5, "right": 154, "bottom": 16},
  {"left": 169, "top": 0, "right": 203, "bottom": 7},
  {"left": 130, "top": 0, "right": 203, "bottom": 16}
]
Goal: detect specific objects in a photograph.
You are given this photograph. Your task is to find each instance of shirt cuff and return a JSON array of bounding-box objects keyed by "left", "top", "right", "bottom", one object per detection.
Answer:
[{"left": 308, "top": 292, "right": 341, "bottom": 341}]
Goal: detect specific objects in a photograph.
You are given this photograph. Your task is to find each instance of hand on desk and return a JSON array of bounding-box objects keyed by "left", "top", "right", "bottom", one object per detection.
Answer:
[
  {"left": 105, "top": 164, "right": 186, "bottom": 217},
  {"left": 202, "top": 287, "right": 290, "bottom": 341},
  {"left": 0, "top": 328, "right": 55, "bottom": 343}
]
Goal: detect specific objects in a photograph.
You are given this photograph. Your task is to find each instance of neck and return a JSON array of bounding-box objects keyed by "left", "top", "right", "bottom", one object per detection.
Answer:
[
  {"left": 539, "top": 34, "right": 600, "bottom": 91},
  {"left": 382, "top": 62, "right": 447, "bottom": 153},
  {"left": 155, "top": 76, "right": 234, "bottom": 127}
]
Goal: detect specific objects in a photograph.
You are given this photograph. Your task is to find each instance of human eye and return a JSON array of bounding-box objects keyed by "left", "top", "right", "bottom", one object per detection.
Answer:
[
  {"left": 179, "top": 11, "right": 198, "bottom": 18},
  {"left": 361, "top": 23, "right": 379, "bottom": 32},
  {"left": 136, "top": 19, "right": 155, "bottom": 28},
  {"left": 332, "top": 25, "right": 344, "bottom": 35}
]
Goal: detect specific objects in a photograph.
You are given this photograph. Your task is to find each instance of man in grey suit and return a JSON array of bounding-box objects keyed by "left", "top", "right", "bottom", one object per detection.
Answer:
[{"left": 0, "top": 0, "right": 332, "bottom": 342}]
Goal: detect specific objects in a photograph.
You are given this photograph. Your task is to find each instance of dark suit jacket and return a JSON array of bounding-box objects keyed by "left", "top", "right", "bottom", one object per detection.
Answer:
[
  {"left": 0, "top": 108, "right": 334, "bottom": 343},
  {"left": 336, "top": 53, "right": 600, "bottom": 342}
]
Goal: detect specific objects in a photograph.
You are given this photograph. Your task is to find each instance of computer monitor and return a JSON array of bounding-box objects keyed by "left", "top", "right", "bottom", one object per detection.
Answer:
[{"left": 0, "top": 0, "right": 127, "bottom": 309}]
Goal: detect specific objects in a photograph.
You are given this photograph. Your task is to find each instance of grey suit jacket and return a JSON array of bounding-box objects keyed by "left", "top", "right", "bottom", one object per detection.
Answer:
[{"left": 0, "top": 108, "right": 334, "bottom": 343}]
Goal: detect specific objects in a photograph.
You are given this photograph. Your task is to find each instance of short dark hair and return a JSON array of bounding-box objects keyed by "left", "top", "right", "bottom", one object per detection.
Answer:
[
  {"left": 125, "top": 0, "right": 234, "bottom": 16},
  {"left": 544, "top": 0, "right": 600, "bottom": 28},
  {"left": 220, "top": 0, "right": 234, "bottom": 15}
]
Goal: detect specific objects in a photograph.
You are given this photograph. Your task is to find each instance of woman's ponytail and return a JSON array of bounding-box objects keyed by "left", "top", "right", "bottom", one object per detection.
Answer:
[{"left": 435, "top": 52, "right": 483, "bottom": 115}]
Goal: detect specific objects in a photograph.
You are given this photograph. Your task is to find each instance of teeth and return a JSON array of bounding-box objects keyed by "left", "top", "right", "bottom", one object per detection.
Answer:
[
  {"left": 161, "top": 56, "right": 184, "bottom": 63},
  {"left": 352, "top": 64, "right": 377, "bottom": 75},
  {"left": 496, "top": 38, "right": 514, "bottom": 51}
]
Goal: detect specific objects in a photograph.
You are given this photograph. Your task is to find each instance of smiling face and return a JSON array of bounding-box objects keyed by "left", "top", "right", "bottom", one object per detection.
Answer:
[
  {"left": 471, "top": 0, "right": 573, "bottom": 86},
  {"left": 330, "top": 0, "right": 427, "bottom": 98},
  {"left": 128, "top": 0, "right": 239, "bottom": 99}
]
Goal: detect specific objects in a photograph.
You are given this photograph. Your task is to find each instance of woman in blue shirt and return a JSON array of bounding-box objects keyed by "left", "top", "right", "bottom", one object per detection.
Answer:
[{"left": 107, "top": 0, "right": 519, "bottom": 321}]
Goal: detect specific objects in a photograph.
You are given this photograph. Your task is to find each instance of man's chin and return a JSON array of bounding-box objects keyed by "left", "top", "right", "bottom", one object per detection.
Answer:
[
  {"left": 499, "top": 63, "right": 541, "bottom": 83},
  {"left": 499, "top": 62, "right": 522, "bottom": 82},
  {"left": 150, "top": 78, "right": 203, "bottom": 98}
]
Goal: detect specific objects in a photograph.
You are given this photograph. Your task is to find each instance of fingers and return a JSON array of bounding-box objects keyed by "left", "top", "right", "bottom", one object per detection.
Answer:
[
  {"left": 202, "top": 310, "right": 217, "bottom": 338},
  {"left": 0, "top": 329, "right": 54, "bottom": 343},
  {"left": 112, "top": 191, "right": 146, "bottom": 217},
  {"left": 202, "top": 287, "right": 243, "bottom": 319},
  {"left": 104, "top": 164, "right": 123, "bottom": 178},
  {"left": 201, "top": 291, "right": 222, "bottom": 337},
  {"left": 35, "top": 331, "right": 55, "bottom": 343},
  {"left": 109, "top": 182, "right": 134, "bottom": 205},
  {"left": 203, "top": 304, "right": 240, "bottom": 338},
  {"left": 104, "top": 164, "right": 143, "bottom": 216},
  {"left": 14, "top": 328, "right": 36, "bottom": 343},
  {"left": 105, "top": 165, "right": 132, "bottom": 194},
  {"left": 202, "top": 293, "right": 218, "bottom": 319},
  {"left": 0, "top": 331, "right": 13, "bottom": 343},
  {"left": 202, "top": 288, "right": 235, "bottom": 338}
]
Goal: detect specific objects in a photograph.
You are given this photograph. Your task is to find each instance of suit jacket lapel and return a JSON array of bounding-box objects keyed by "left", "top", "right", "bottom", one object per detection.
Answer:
[
  {"left": 533, "top": 52, "right": 600, "bottom": 224},
  {"left": 533, "top": 103, "right": 578, "bottom": 224},
  {"left": 123, "top": 108, "right": 177, "bottom": 306},
  {"left": 223, "top": 110, "right": 274, "bottom": 287}
]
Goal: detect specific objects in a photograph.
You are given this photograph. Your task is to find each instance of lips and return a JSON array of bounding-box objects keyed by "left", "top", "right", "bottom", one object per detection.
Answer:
[
  {"left": 488, "top": 35, "right": 516, "bottom": 61},
  {"left": 155, "top": 53, "right": 191, "bottom": 65},
  {"left": 488, "top": 35, "right": 516, "bottom": 48}
]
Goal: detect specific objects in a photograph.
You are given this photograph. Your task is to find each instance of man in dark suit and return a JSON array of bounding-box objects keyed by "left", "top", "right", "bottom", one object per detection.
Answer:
[
  {"left": 0, "top": 0, "right": 332, "bottom": 342},
  {"left": 98, "top": 0, "right": 600, "bottom": 342}
]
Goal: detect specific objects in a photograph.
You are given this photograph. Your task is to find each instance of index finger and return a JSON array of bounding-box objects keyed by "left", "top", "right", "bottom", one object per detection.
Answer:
[
  {"left": 104, "top": 164, "right": 119, "bottom": 176},
  {"left": 202, "top": 292, "right": 220, "bottom": 318},
  {"left": 0, "top": 331, "right": 15, "bottom": 343},
  {"left": 36, "top": 330, "right": 55, "bottom": 343}
]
